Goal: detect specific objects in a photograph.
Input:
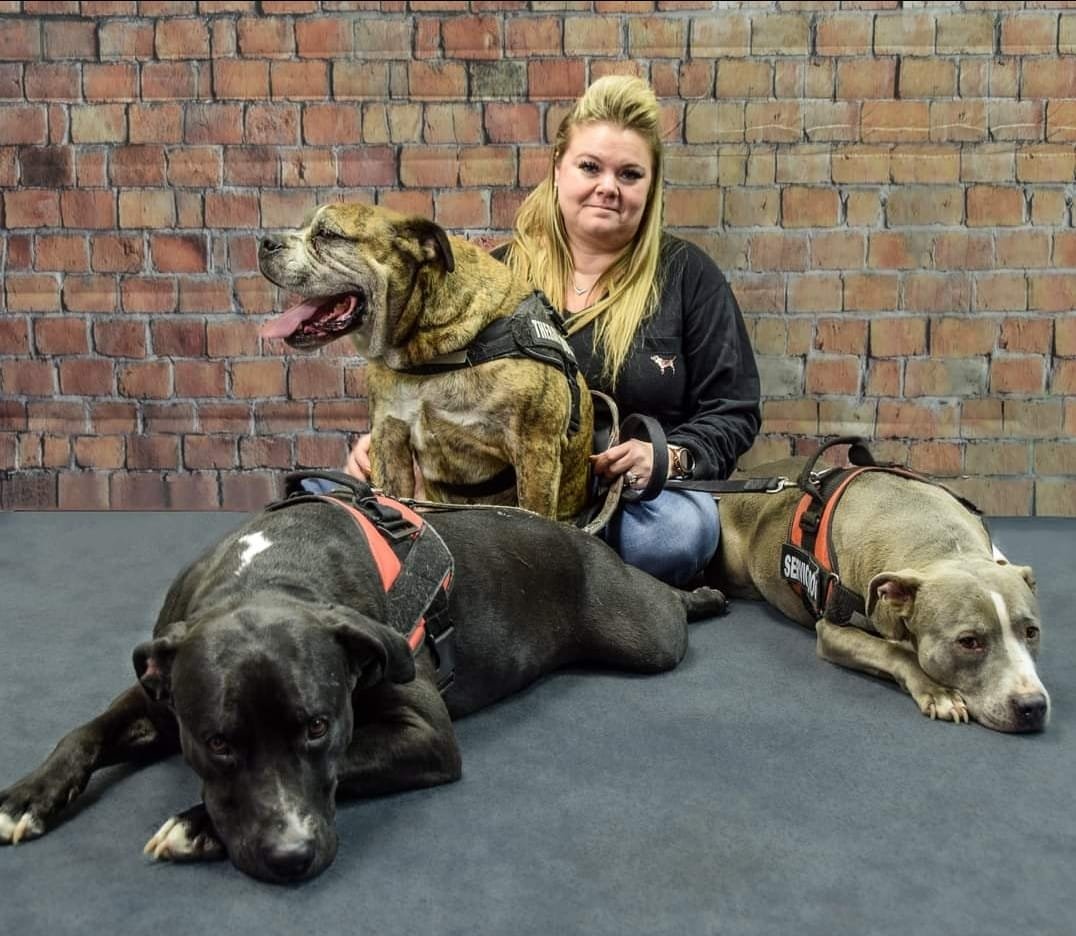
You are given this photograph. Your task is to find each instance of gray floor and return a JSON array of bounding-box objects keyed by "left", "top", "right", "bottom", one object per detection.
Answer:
[{"left": 1, "top": 510, "right": 1073, "bottom": 936}]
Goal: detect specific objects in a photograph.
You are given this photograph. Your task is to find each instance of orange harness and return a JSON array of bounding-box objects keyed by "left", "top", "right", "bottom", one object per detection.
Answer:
[
  {"left": 267, "top": 471, "right": 457, "bottom": 690},
  {"left": 778, "top": 437, "right": 986, "bottom": 631},
  {"left": 782, "top": 465, "right": 923, "bottom": 629}
]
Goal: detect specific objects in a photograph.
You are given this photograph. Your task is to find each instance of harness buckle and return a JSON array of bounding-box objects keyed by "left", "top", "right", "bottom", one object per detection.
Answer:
[
  {"left": 359, "top": 497, "right": 419, "bottom": 541},
  {"left": 766, "top": 477, "right": 794, "bottom": 493}
]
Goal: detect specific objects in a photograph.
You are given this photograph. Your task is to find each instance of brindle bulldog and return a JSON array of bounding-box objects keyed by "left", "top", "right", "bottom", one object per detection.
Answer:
[{"left": 258, "top": 203, "right": 593, "bottom": 521}]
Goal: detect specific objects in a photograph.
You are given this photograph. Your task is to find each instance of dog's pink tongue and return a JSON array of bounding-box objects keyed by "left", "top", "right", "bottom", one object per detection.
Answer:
[{"left": 259, "top": 298, "right": 326, "bottom": 339}]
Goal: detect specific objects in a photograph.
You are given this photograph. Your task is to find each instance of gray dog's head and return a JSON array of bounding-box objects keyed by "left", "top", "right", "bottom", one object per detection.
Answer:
[
  {"left": 133, "top": 597, "right": 415, "bottom": 883},
  {"left": 257, "top": 202, "right": 454, "bottom": 356},
  {"left": 867, "top": 557, "right": 1049, "bottom": 732}
]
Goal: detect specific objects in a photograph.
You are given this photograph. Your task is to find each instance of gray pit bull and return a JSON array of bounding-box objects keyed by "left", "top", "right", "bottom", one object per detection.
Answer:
[
  {"left": 712, "top": 456, "right": 1049, "bottom": 733},
  {"left": 0, "top": 495, "right": 726, "bottom": 883}
]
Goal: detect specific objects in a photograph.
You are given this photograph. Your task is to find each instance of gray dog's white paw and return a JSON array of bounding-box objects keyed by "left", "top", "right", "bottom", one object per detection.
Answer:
[
  {"left": 0, "top": 810, "right": 45, "bottom": 845},
  {"left": 144, "top": 812, "right": 224, "bottom": 863},
  {"left": 919, "top": 689, "right": 970, "bottom": 724}
]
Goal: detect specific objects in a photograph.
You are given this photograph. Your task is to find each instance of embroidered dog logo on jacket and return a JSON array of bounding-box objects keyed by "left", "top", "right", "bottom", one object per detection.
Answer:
[{"left": 650, "top": 354, "right": 676, "bottom": 375}]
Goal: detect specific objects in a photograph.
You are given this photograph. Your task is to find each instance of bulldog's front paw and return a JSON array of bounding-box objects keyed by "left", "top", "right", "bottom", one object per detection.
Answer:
[
  {"left": 909, "top": 680, "right": 969, "bottom": 724},
  {"left": 144, "top": 803, "right": 225, "bottom": 863}
]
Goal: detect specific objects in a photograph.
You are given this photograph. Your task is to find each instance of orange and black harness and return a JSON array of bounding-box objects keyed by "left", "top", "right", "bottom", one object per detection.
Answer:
[
  {"left": 778, "top": 438, "right": 986, "bottom": 632},
  {"left": 267, "top": 471, "right": 457, "bottom": 692}
]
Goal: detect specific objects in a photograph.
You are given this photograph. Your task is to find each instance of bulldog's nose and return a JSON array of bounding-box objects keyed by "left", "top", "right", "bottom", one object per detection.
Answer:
[
  {"left": 1011, "top": 692, "right": 1048, "bottom": 728},
  {"left": 259, "top": 234, "right": 285, "bottom": 254},
  {"left": 263, "top": 839, "right": 316, "bottom": 879}
]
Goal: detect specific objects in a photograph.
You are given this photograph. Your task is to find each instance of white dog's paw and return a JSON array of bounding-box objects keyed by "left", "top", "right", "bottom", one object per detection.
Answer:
[
  {"left": 916, "top": 687, "right": 970, "bottom": 724},
  {"left": 144, "top": 804, "right": 225, "bottom": 863},
  {"left": 0, "top": 809, "right": 45, "bottom": 845}
]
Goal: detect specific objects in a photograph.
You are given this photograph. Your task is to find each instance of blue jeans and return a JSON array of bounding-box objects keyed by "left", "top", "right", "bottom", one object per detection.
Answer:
[{"left": 602, "top": 489, "right": 720, "bottom": 588}]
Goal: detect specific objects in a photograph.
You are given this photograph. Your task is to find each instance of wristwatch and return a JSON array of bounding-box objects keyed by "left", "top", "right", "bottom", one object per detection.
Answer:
[{"left": 669, "top": 445, "right": 695, "bottom": 479}]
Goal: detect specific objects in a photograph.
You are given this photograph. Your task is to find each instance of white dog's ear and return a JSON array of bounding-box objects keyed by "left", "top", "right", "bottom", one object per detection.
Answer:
[
  {"left": 395, "top": 218, "right": 455, "bottom": 273},
  {"left": 866, "top": 571, "right": 924, "bottom": 640},
  {"left": 1014, "top": 564, "right": 1037, "bottom": 593}
]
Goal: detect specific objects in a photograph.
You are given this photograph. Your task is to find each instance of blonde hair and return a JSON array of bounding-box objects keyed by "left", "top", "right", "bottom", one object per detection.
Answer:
[{"left": 504, "top": 75, "right": 665, "bottom": 385}]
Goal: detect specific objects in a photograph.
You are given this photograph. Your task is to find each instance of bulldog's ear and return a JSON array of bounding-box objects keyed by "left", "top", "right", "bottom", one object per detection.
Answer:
[
  {"left": 133, "top": 633, "right": 183, "bottom": 704},
  {"left": 394, "top": 218, "right": 455, "bottom": 273},
  {"left": 329, "top": 610, "right": 416, "bottom": 689},
  {"left": 866, "top": 571, "right": 924, "bottom": 640}
]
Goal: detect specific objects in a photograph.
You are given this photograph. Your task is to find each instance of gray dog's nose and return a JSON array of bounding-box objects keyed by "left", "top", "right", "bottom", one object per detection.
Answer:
[
  {"left": 259, "top": 235, "right": 284, "bottom": 254},
  {"left": 263, "top": 840, "right": 316, "bottom": 879},
  {"left": 1012, "top": 692, "right": 1048, "bottom": 728}
]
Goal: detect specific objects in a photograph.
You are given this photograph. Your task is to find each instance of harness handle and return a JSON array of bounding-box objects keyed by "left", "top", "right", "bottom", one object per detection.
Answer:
[
  {"left": 284, "top": 469, "right": 375, "bottom": 501},
  {"left": 796, "top": 436, "right": 875, "bottom": 501}
]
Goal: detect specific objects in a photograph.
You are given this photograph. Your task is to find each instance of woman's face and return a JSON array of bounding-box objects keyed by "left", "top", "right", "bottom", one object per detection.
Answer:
[{"left": 554, "top": 121, "right": 654, "bottom": 256}]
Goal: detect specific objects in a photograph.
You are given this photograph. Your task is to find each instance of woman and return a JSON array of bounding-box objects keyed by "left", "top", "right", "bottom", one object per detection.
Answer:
[{"left": 348, "top": 75, "right": 761, "bottom": 586}]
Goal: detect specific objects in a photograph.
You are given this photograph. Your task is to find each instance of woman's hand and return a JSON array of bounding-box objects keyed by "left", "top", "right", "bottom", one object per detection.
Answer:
[
  {"left": 344, "top": 433, "right": 372, "bottom": 480},
  {"left": 590, "top": 438, "right": 655, "bottom": 491},
  {"left": 346, "top": 432, "right": 427, "bottom": 498}
]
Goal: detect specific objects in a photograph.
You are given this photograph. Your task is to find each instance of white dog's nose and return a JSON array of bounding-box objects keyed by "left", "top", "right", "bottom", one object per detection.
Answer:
[
  {"left": 1012, "top": 692, "right": 1048, "bottom": 730},
  {"left": 259, "top": 235, "right": 285, "bottom": 254}
]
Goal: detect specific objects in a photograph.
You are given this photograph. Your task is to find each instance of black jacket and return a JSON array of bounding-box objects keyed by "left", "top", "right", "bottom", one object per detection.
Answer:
[{"left": 496, "top": 235, "right": 761, "bottom": 480}]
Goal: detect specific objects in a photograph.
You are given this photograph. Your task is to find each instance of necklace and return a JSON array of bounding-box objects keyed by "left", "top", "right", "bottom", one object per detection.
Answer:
[{"left": 572, "top": 273, "right": 599, "bottom": 296}]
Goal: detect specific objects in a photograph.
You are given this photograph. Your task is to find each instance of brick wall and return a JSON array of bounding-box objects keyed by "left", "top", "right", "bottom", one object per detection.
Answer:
[{"left": 1, "top": 0, "right": 1074, "bottom": 515}]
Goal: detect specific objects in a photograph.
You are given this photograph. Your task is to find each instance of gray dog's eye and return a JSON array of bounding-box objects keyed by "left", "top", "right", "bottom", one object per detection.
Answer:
[
  {"left": 307, "top": 717, "right": 330, "bottom": 740},
  {"left": 1026, "top": 625, "right": 1040, "bottom": 640}
]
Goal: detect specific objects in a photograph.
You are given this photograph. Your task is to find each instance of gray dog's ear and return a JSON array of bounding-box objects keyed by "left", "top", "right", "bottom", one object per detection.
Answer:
[
  {"left": 1014, "top": 564, "right": 1037, "bottom": 593},
  {"left": 866, "top": 571, "right": 924, "bottom": 640},
  {"left": 329, "top": 611, "right": 416, "bottom": 689},
  {"left": 133, "top": 633, "right": 183, "bottom": 704},
  {"left": 394, "top": 218, "right": 455, "bottom": 273}
]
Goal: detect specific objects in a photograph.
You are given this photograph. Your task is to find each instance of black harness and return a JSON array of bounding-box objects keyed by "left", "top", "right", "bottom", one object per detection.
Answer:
[
  {"left": 396, "top": 291, "right": 584, "bottom": 500},
  {"left": 266, "top": 470, "right": 457, "bottom": 692}
]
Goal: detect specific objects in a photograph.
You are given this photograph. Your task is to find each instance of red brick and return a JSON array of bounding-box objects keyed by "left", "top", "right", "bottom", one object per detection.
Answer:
[
  {"left": 6, "top": 274, "right": 60, "bottom": 311},
  {"left": 991, "top": 355, "right": 1046, "bottom": 394},
  {"left": 127, "top": 434, "right": 179, "bottom": 470},
  {"left": 1030, "top": 273, "right": 1076, "bottom": 313},
  {"left": 805, "top": 356, "right": 861, "bottom": 395},
  {"left": 527, "top": 59, "right": 585, "bottom": 100},
  {"left": 60, "top": 190, "right": 116, "bottom": 230},
  {"left": 118, "top": 361, "right": 173, "bottom": 399},
  {"left": 974, "top": 272, "right": 1026, "bottom": 313},
  {"left": 296, "top": 17, "right": 353, "bottom": 57},
  {"left": 94, "top": 319, "right": 147, "bottom": 358},
  {"left": 4, "top": 190, "right": 59, "bottom": 228},
  {"left": 0, "top": 105, "right": 46, "bottom": 145},
  {"left": 100, "top": 19, "right": 155, "bottom": 59},
  {"left": 967, "top": 186, "right": 1025, "bottom": 227},
  {"left": 155, "top": 18, "right": 210, "bottom": 59},
  {"left": 844, "top": 273, "right": 899, "bottom": 312},
  {"left": 149, "top": 234, "right": 207, "bottom": 273},
  {"left": 782, "top": 187, "right": 838, "bottom": 228},
  {"left": 178, "top": 277, "right": 232, "bottom": 314},
  {"left": 35, "top": 316, "right": 88, "bottom": 355},
  {"left": 173, "top": 360, "right": 227, "bottom": 398},
  {"left": 58, "top": 471, "right": 110, "bottom": 507},
  {"left": 118, "top": 190, "right": 175, "bottom": 229},
  {"left": 43, "top": 18, "right": 95, "bottom": 59},
  {"left": 441, "top": 15, "right": 501, "bottom": 59},
  {"left": 74, "top": 435, "right": 126, "bottom": 470},
  {"left": 57, "top": 358, "right": 112, "bottom": 396},
  {"left": 111, "top": 145, "right": 166, "bottom": 186},
  {"left": 1023, "top": 58, "right": 1076, "bottom": 99},
  {"left": 63, "top": 276, "right": 118, "bottom": 313},
  {"left": 870, "top": 317, "right": 928, "bottom": 357},
  {"left": 121, "top": 277, "right": 177, "bottom": 313},
  {"left": 836, "top": 59, "right": 897, "bottom": 100},
  {"left": 204, "top": 191, "right": 259, "bottom": 228},
  {"left": 0, "top": 18, "right": 42, "bottom": 60},
  {"left": 233, "top": 360, "right": 286, "bottom": 398},
  {"left": 85, "top": 63, "right": 138, "bottom": 102},
  {"left": 36, "top": 234, "right": 89, "bottom": 272},
  {"left": 185, "top": 104, "right": 245, "bottom": 144},
  {"left": 862, "top": 101, "right": 929, "bottom": 143}
]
